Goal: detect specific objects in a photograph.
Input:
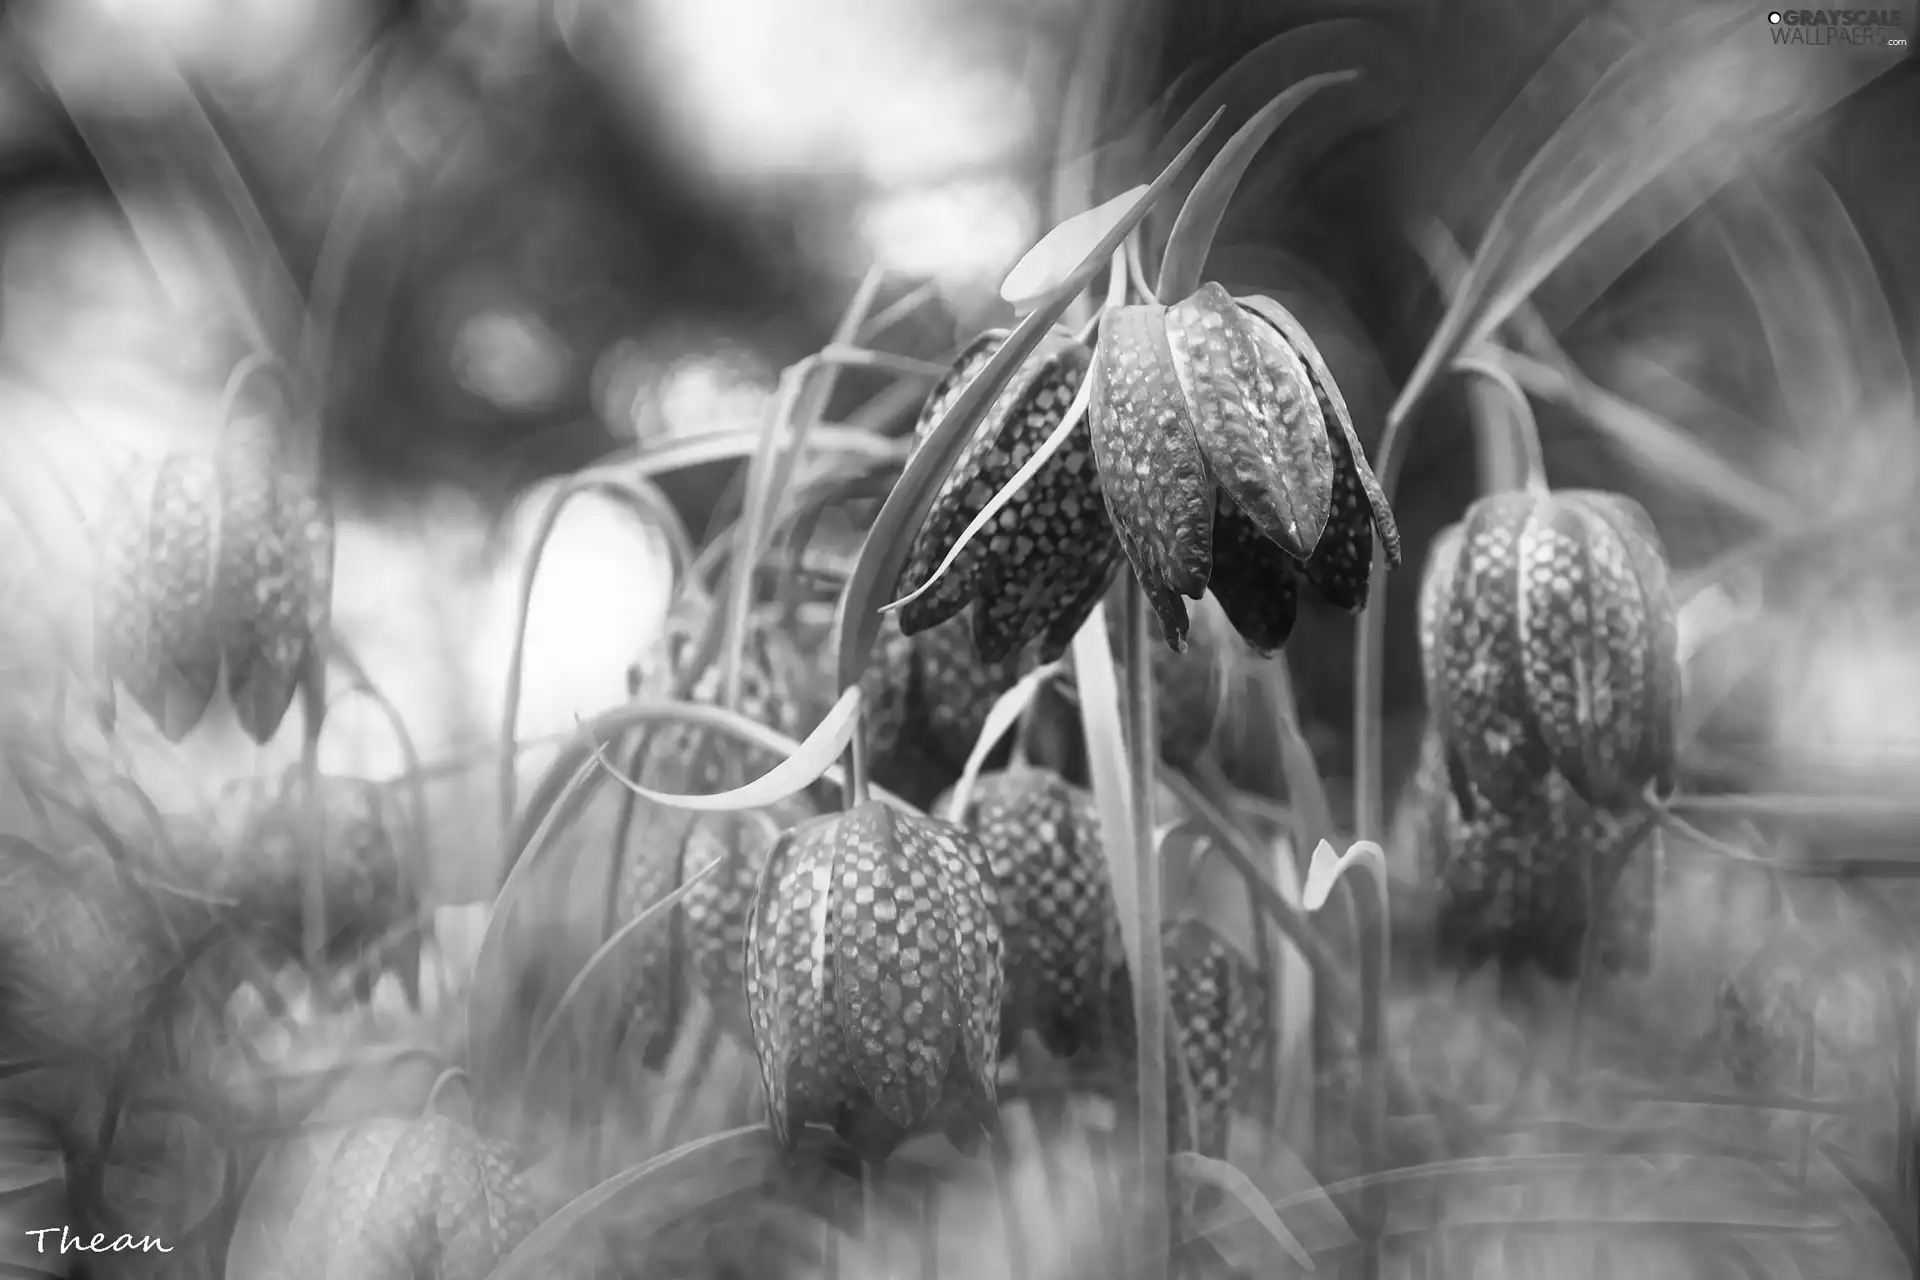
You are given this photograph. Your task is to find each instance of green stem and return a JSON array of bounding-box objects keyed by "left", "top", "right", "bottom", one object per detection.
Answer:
[
  {"left": 1123, "top": 582, "right": 1171, "bottom": 1278},
  {"left": 1455, "top": 352, "right": 1548, "bottom": 496}
]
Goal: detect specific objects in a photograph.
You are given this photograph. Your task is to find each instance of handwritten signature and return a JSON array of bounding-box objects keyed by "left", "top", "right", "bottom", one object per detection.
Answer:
[{"left": 23, "top": 1228, "right": 173, "bottom": 1255}]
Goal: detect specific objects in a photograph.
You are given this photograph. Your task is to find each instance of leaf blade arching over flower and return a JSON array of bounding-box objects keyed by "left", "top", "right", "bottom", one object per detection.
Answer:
[{"left": 891, "top": 329, "right": 1120, "bottom": 665}]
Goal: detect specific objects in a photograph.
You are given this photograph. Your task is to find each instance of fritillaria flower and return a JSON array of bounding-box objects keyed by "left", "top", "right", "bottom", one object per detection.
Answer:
[
  {"left": 271, "top": 1115, "right": 534, "bottom": 1280},
  {"left": 95, "top": 436, "right": 333, "bottom": 744},
  {"left": 1419, "top": 489, "right": 1680, "bottom": 820},
  {"left": 940, "top": 763, "right": 1126, "bottom": 1060},
  {"left": 1088, "top": 283, "right": 1401, "bottom": 652},
  {"left": 1403, "top": 729, "right": 1660, "bottom": 983},
  {"left": 745, "top": 802, "right": 1003, "bottom": 1162},
  {"left": 893, "top": 330, "right": 1125, "bottom": 663}
]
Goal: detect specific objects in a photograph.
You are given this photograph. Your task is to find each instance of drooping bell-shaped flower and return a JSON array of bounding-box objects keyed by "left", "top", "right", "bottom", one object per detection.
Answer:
[
  {"left": 94, "top": 432, "right": 333, "bottom": 745},
  {"left": 745, "top": 802, "right": 1003, "bottom": 1162},
  {"left": 1403, "top": 729, "right": 1660, "bottom": 983},
  {"left": 1420, "top": 489, "right": 1680, "bottom": 820},
  {"left": 939, "top": 763, "right": 1126, "bottom": 1060},
  {"left": 1087, "top": 283, "right": 1401, "bottom": 652},
  {"left": 893, "top": 329, "right": 1125, "bottom": 663},
  {"left": 677, "top": 800, "right": 816, "bottom": 1044},
  {"left": 266, "top": 1115, "right": 535, "bottom": 1280},
  {"left": 1163, "top": 917, "right": 1269, "bottom": 1158}
]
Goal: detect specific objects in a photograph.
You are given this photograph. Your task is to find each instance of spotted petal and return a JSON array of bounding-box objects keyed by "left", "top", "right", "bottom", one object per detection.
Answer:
[
  {"left": 93, "top": 458, "right": 162, "bottom": 732},
  {"left": 1089, "top": 304, "right": 1214, "bottom": 647},
  {"left": 746, "top": 814, "right": 843, "bottom": 1151},
  {"left": 895, "top": 331, "right": 1084, "bottom": 641},
  {"left": 1434, "top": 492, "right": 1547, "bottom": 816},
  {"left": 829, "top": 804, "right": 960, "bottom": 1130},
  {"left": 1418, "top": 523, "right": 1466, "bottom": 711},
  {"left": 1569, "top": 491, "right": 1680, "bottom": 797},
  {"left": 1515, "top": 497, "right": 1651, "bottom": 812},
  {"left": 1238, "top": 294, "right": 1401, "bottom": 571},
  {"left": 218, "top": 442, "right": 315, "bottom": 745},
  {"left": 1163, "top": 283, "right": 1331, "bottom": 560},
  {"left": 145, "top": 450, "right": 224, "bottom": 741}
]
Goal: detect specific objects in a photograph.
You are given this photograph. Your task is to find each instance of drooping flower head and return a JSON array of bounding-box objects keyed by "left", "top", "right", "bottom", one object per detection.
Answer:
[
  {"left": 263, "top": 1115, "right": 534, "bottom": 1280},
  {"left": 1088, "top": 283, "right": 1401, "bottom": 652},
  {"left": 94, "top": 433, "right": 332, "bottom": 745},
  {"left": 745, "top": 802, "right": 1002, "bottom": 1162},
  {"left": 1404, "top": 730, "right": 1661, "bottom": 983},
  {"left": 1419, "top": 489, "right": 1680, "bottom": 820},
  {"left": 940, "top": 763, "right": 1126, "bottom": 1060},
  {"left": 893, "top": 329, "right": 1124, "bottom": 663}
]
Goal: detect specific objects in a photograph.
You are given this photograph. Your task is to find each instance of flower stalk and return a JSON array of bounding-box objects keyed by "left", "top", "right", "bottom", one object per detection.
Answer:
[
  {"left": 1123, "top": 580, "right": 1171, "bottom": 1275},
  {"left": 1303, "top": 838, "right": 1390, "bottom": 1280}
]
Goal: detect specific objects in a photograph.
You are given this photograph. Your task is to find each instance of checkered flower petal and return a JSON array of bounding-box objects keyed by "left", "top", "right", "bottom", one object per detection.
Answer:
[
  {"left": 941, "top": 764, "right": 1123, "bottom": 1059},
  {"left": 745, "top": 802, "right": 1002, "bottom": 1163},
  {"left": 894, "top": 329, "right": 1123, "bottom": 664}
]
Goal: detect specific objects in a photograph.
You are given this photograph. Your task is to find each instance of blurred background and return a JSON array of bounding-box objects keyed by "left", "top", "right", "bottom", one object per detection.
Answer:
[{"left": 0, "top": 0, "right": 1914, "bottom": 905}]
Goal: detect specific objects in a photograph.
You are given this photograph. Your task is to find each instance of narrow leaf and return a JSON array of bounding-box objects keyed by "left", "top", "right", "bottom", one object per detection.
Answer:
[
  {"left": 1301, "top": 839, "right": 1345, "bottom": 912},
  {"left": 584, "top": 687, "right": 862, "bottom": 813},
  {"left": 1148, "top": 20, "right": 1396, "bottom": 249},
  {"left": 882, "top": 373, "right": 1093, "bottom": 615},
  {"left": 1172, "top": 1151, "right": 1316, "bottom": 1271},
  {"left": 943, "top": 662, "right": 1065, "bottom": 823},
  {"left": 1002, "top": 184, "right": 1148, "bottom": 309},
  {"left": 834, "top": 111, "right": 1224, "bottom": 693},
  {"left": 524, "top": 856, "right": 725, "bottom": 1077},
  {"left": 1302, "top": 839, "right": 1386, "bottom": 913},
  {"left": 1156, "top": 70, "right": 1357, "bottom": 303},
  {"left": 487, "top": 1126, "right": 851, "bottom": 1280},
  {"left": 1391, "top": 4, "right": 1901, "bottom": 436},
  {"left": 1071, "top": 604, "right": 1142, "bottom": 985},
  {"left": 1475, "top": 354, "right": 1793, "bottom": 530}
]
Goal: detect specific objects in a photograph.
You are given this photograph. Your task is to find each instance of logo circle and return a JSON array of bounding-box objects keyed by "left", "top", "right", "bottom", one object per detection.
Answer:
[{"left": 1768, "top": 10, "right": 1782, "bottom": 20}]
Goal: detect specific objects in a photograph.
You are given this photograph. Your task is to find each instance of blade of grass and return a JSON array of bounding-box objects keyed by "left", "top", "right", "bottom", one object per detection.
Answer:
[
  {"left": 497, "top": 472, "right": 695, "bottom": 846},
  {"left": 582, "top": 688, "right": 861, "bottom": 813},
  {"left": 724, "top": 270, "right": 886, "bottom": 711},
  {"left": 1071, "top": 601, "right": 1162, "bottom": 1271},
  {"left": 1170, "top": 1152, "right": 1314, "bottom": 1271},
  {"left": 522, "top": 856, "right": 723, "bottom": 1083},
  {"left": 486, "top": 1126, "right": 851, "bottom": 1280},
  {"left": 1145, "top": 19, "right": 1396, "bottom": 268}
]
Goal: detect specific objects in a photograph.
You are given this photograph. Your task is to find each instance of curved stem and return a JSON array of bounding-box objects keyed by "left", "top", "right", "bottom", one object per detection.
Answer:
[
  {"left": 496, "top": 471, "right": 685, "bottom": 856},
  {"left": 1455, "top": 352, "right": 1548, "bottom": 496}
]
